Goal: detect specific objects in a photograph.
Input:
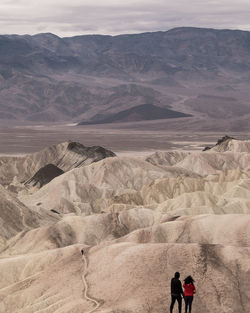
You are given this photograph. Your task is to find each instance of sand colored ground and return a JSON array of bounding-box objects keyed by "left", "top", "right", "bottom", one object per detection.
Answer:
[{"left": 0, "top": 138, "right": 249, "bottom": 313}]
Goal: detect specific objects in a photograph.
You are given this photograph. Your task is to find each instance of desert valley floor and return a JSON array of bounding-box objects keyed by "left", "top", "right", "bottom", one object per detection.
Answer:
[
  {"left": 1, "top": 125, "right": 250, "bottom": 155},
  {"left": 0, "top": 126, "right": 249, "bottom": 313}
]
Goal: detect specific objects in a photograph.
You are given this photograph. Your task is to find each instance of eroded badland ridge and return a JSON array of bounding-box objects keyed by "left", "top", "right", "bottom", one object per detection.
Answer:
[
  {"left": 0, "top": 137, "right": 250, "bottom": 313},
  {"left": 0, "top": 27, "right": 250, "bottom": 131},
  {"left": 0, "top": 27, "right": 250, "bottom": 312}
]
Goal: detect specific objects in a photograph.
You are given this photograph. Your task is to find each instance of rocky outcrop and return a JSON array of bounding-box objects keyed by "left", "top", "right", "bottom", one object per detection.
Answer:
[
  {"left": 0, "top": 141, "right": 116, "bottom": 188},
  {"left": 25, "top": 164, "right": 64, "bottom": 188},
  {"left": 203, "top": 135, "right": 235, "bottom": 151},
  {"left": 66, "top": 142, "right": 116, "bottom": 165}
]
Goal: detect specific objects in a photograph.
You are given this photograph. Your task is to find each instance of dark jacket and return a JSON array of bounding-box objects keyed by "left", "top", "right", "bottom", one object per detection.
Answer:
[{"left": 171, "top": 278, "right": 184, "bottom": 296}]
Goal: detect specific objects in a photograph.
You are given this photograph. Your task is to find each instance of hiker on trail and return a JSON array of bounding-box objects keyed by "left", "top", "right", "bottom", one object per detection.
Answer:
[
  {"left": 170, "top": 272, "right": 184, "bottom": 313},
  {"left": 183, "top": 276, "right": 196, "bottom": 313}
]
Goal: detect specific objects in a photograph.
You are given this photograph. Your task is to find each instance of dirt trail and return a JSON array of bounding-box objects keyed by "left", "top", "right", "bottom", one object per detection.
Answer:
[{"left": 81, "top": 250, "right": 102, "bottom": 313}]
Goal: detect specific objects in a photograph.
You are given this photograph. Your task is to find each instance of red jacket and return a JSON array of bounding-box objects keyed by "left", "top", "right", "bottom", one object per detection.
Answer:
[{"left": 183, "top": 283, "right": 196, "bottom": 296}]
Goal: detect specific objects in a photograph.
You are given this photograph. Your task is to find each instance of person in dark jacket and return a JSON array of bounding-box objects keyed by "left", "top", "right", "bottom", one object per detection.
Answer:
[
  {"left": 170, "top": 272, "right": 184, "bottom": 313},
  {"left": 183, "top": 276, "right": 196, "bottom": 313}
]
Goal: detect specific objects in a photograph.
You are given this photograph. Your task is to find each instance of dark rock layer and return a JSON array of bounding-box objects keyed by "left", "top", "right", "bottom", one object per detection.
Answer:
[{"left": 25, "top": 164, "right": 64, "bottom": 188}]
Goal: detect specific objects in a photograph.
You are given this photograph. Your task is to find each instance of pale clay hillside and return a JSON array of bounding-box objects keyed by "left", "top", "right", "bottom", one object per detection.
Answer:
[{"left": 0, "top": 138, "right": 250, "bottom": 313}]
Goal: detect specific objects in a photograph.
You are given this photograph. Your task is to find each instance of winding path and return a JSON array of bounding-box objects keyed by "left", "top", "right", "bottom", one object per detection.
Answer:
[{"left": 81, "top": 250, "right": 102, "bottom": 313}]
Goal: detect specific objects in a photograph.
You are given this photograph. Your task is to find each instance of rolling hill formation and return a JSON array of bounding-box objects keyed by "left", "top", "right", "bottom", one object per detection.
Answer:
[{"left": 0, "top": 137, "right": 249, "bottom": 312}]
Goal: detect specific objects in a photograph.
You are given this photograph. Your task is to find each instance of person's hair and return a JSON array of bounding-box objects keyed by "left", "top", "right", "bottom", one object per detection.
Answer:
[
  {"left": 184, "top": 275, "right": 195, "bottom": 284},
  {"left": 174, "top": 272, "right": 180, "bottom": 279}
]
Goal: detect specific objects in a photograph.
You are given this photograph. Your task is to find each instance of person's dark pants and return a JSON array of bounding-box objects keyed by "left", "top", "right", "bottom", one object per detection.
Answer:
[
  {"left": 184, "top": 296, "right": 193, "bottom": 313},
  {"left": 170, "top": 294, "right": 182, "bottom": 313}
]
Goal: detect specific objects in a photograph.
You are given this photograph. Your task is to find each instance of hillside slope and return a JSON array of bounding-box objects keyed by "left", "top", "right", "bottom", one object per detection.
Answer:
[
  {"left": 0, "top": 139, "right": 249, "bottom": 313},
  {"left": 1, "top": 28, "right": 250, "bottom": 130}
]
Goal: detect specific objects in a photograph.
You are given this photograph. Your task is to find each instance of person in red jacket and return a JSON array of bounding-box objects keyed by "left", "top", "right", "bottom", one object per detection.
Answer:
[{"left": 183, "top": 276, "right": 196, "bottom": 313}]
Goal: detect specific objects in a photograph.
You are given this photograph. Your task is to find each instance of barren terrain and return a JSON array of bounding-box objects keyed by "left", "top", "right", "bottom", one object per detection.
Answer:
[
  {"left": 1, "top": 125, "right": 250, "bottom": 155},
  {"left": 1, "top": 27, "right": 250, "bottom": 131},
  {"left": 1, "top": 26, "right": 250, "bottom": 313},
  {"left": 0, "top": 136, "right": 249, "bottom": 313}
]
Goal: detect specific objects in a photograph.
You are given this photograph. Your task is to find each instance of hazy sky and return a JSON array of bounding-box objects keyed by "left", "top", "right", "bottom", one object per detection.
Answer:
[{"left": 1, "top": 0, "right": 250, "bottom": 37}]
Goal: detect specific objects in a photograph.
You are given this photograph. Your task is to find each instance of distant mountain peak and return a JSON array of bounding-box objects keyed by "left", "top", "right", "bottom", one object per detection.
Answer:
[{"left": 1, "top": 27, "right": 250, "bottom": 130}]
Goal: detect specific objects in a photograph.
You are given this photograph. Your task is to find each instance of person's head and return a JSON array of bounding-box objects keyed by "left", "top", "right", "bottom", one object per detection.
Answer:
[
  {"left": 184, "top": 275, "right": 195, "bottom": 284},
  {"left": 174, "top": 272, "right": 180, "bottom": 279}
]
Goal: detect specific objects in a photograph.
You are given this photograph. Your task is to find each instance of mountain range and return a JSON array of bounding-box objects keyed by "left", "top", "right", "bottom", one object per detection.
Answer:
[{"left": 0, "top": 27, "right": 250, "bottom": 129}]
